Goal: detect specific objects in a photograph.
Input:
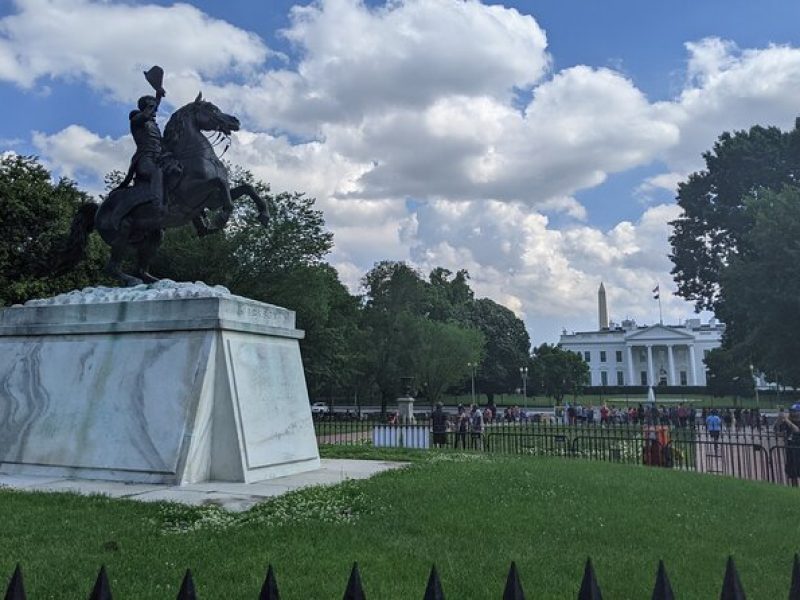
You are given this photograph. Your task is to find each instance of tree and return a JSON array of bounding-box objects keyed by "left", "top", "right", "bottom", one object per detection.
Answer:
[
  {"left": 427, "top": 267, "right": 473, "bottom": 321},
  {"left": 360, "top": 261, "right": 429, "bottom": 411},
  {"left": 0, "top": 155, "right": 109, "bottom": 306},
  {"left": 715, "top": 187, "right": 800, "bottom": 386},
  {"left": 402, "top": 315, "right": 484, "bottom": 406},
  {"left": 461, "top": 298, "right": 531, "bottom": 404},
  {"left": 704, "top": 348, "right": 754, "bottom": 399},
  {"left": 669, "top": 123, "right": 800, "bottom": 312},
  {"left": 263, "top": 264, "right": 365, "bottom": 401},
  {"left": 530, "top": 344, "right": 589, "bottom": 403}
]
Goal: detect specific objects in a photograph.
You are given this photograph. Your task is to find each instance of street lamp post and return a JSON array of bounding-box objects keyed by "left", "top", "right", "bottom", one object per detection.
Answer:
[
  {"left": 750, "top": 363, "right": 760, "bottom": 410},
  {"left": 467, "top": 362, "right": 477, "bottom": 406},
  {"left": 520, "top": 366, "right": 528, "bottom": 413}
]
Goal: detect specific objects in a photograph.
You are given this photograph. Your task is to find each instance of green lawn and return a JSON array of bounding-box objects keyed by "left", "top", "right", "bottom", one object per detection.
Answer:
[{"left": 2, "top": 450, "right": 799, "bottom": 599}]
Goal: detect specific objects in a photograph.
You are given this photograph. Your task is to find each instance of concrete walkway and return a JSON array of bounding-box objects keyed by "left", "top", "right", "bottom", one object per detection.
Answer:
[{"left": 0, "top": 459, "right": 407, "bottom": 512}]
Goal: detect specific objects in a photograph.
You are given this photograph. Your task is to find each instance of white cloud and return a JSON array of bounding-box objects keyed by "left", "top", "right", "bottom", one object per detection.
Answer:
[
  {"left": 0, "top": 0, "right": 268, "bottom": 102},
  {"left": 31, "top": 124, "right": 132, "bottom": 193},
  {"left": 16, "top": 3, "right": 800, "bottom": 344}
]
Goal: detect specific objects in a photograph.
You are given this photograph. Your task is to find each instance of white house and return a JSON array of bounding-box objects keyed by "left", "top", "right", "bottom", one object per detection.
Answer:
[{"left": 558, "top": 284, "right": 723, "bottom": 387}]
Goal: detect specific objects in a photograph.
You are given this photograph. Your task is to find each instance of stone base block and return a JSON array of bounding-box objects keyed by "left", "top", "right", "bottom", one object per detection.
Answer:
[{"left": 0, "top": 282, "right": 320, "bottom": 484}]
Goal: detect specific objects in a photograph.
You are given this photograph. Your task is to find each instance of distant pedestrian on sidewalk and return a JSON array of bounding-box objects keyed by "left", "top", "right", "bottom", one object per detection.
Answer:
[
  {"left": 470, "top": 404, "right": 484, "bottom": 450},
  {"left": 706, "top": 409, "right": 722, "bottom": 453},
  {"left": 775, "top": 404, "right": 800, "bottom": 486},
  {"left": 431, "top": 402, "right": 448, "bottom": 448},
  {"left": 455, "top": 405, "right": 469, "bottom": 449}
]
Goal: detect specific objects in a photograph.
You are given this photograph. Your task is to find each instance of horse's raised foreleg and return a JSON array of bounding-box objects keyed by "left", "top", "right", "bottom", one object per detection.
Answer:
[
  {"left": 206, "top": 180, "right": 235, "bottom": 231},
  {"left": 192, "top": 214, "right": 212, "bottom": 237},
  {"left": 230, "top": 183, "right": 270, "bottom": 227},
  {"left": 135, "top": 229, "right": 164, "bottom": 284}
]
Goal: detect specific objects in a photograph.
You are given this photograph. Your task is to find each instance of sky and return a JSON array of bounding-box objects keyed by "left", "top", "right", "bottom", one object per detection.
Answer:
[{"left": 3, "top": 0, "right": 800, "bottom": 345}]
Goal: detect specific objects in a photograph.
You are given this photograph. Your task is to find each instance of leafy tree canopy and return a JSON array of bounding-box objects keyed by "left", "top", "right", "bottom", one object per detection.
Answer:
[
  {"left": 0, "top": 154, "right": 108, "bottom": 306},
  {"left": 461, "top": 297, "right": 531, "bottom": 403},
  {"left": 669, "top": 122, "right": 800, "bottom": 312},
  {"left": 530, "top": 343, "right": 589, "bottom": 403},
  {"left": 401, "top": 314, "right": 484, "bottom": 406},
  {"left": 703, "top": 348, "right": 754, "bottom": 398},
  {"left": 716, "top": 186, "right": 800, "bottom": 386}
]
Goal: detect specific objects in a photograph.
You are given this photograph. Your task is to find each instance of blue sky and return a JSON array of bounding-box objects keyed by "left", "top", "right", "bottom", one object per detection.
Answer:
[{"left": 3, "top": 0, "right": 800, "bottom": 343}]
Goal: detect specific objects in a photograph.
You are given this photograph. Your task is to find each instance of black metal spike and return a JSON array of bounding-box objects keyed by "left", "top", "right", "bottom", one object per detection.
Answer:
[
  {"left": 4, "top": 564, "right": 26, "bottom": 600},
  {"left": 503, "top": 561, "right": 525, "bottom": 600},
  {"left": 423, "top": 564, "right": 444, "bottom": 600},
  {"left": 259, "top": 564, "right": 280, "bottom": 600},
  {"left": 720, "top": 556, "right": 746, "bottom": 600},
  {"left": 343, "top": 562, "right": 366, "bottom": 600},
  {"left": 176, "top": 569, "right": 196, "bottom": 600},
  {"left": 577, "top": 558, "right": 603, "bottom": 600},
  {"left": 651, "top": 560, "right": 674, "bottom": 600},
  {"left": 88, "top": 565, "right": 112, "bottom": 600},
  {"left": 790, "top": 554, "right": 800, "bottom": 600}
]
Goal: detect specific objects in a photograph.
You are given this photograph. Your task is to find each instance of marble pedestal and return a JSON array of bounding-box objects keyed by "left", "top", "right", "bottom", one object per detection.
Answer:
[
  {"left": 396, "top": 397, "right": 416, "bottom": 424},
  {"left": 0, "top": 282, "right": 320, "bottom": 485}
]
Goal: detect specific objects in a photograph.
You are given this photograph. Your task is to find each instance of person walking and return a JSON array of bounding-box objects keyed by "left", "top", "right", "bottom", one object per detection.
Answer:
[
  {"left": 470, "top": 404, "right": 484, "bottom": 450},
  {"left": 775, "top": 404, "right": 800, "bottom": 486},
  {"left": 431, "top": 402, "right": 448, "bottom": 448},
  {"left": 455, "top": 405, "right": 469, "bottom": 449},
  {"left": 706, "top": 409, "right": 722, "bottom": 453}
]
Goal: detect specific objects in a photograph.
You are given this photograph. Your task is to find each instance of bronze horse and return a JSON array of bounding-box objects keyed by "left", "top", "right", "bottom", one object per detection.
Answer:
[{"left": 58, "top": 93, "right": 270, "bottom": 285}]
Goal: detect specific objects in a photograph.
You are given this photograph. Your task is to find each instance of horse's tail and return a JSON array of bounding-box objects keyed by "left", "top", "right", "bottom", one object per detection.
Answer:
[{"left": 50, "top": 203, "right": 98, "bottom": 275}]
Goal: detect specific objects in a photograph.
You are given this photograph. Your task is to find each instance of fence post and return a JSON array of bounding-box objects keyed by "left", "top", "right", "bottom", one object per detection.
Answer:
[
  {"left": 343, "top": 562, "right": 366, "bottom": 600},
  {"left": 4, "top": 564, "right": 25, "bottom": 600},
  {"left": 88, "top": 565, "right": 112, "bottom": 600},
  {"left": 650, "top": 560, "right": 674, "bottom": 600},
  {"left": 790, "top": 554, "right": 800, "bottom": 600},
  {"left": 423, "top": 565, "right": 445, "bottom": 600},
  {"left": 176, "top": 569, "right": 197, "bottom": 600},
  {"left": 502, "top": 561, "right": 525, "bottom": 600},
  {"left": 720, "top": 556, "right": 746, "bottom": 600},
  {"left": 577, "top": 558, "right": 602, "bottom": 600},
  {"left": 260, "top": 564, "right": 280, "bottom": 599}
]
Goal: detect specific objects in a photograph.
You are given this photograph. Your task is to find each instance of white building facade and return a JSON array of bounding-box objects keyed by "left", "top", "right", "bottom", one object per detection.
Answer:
[{"left": 558, "top": 284, "right": 724, "bottom": 387}]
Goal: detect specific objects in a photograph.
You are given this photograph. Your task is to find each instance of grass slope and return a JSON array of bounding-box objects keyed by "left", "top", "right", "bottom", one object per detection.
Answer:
[{"left": 1, "top": 452, "right": 799, "bottom": 599}]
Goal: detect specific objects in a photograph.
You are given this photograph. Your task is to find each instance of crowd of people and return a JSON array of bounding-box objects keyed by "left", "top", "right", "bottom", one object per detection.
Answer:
[{"left": 559, "top": 402, "right": 767, "bottom": 430}]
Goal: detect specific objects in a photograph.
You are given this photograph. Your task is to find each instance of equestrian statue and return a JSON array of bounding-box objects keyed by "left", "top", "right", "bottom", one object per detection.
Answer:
[{"left": 57, "top": 65, "right": 270, "bottom": 285}]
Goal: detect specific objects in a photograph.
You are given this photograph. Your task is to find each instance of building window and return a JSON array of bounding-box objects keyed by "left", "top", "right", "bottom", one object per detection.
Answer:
[
  {"left": 601, "top": 371, "right": 608, "bottom": 386},
  {"left": 617, "top": 371, "right": 624, "bottom": 386},
  {"left": 600, "top": 351, "right": 606, "bottom": 363},
  {"left": 680, "top": 371, "right": 687, "bottom": 386},
  {"left": 615, "top": 350, "right": 623, "bottom": 362},
  {"left": 584, "top": 351, "right": 590, "bottom": 362},
  {"left": 640, "top": 371, "right": 648, "bottom": 386}
]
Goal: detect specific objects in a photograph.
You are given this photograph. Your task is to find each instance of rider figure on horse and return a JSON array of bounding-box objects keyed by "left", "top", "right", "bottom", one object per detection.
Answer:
[
  {"left": 129, "top": 91, "right": 165, "bottom": 212},
  {"left": 118, "top": 67, "right": 176, "bottom": 214}
]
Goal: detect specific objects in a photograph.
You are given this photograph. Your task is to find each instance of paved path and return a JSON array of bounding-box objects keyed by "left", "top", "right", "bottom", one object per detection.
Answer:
[{"left": 0, "top": 459, "right": 407, "bottom": 512}]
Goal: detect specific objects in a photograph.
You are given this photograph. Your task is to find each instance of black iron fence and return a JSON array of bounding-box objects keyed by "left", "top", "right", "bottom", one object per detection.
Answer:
[
  {"left": 314, "top": 414, "right": 800, "bottom": 486},
  {"left": 5, "top": 555, "right": 797, "bottom": 599}
]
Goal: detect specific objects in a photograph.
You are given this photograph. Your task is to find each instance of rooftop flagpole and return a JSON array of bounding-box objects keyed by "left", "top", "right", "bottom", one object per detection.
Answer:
[{"left": 653, "top": 283, "right": 663, "bottom": 325}]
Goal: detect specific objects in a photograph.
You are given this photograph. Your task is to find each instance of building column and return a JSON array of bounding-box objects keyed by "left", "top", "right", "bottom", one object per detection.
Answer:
[
  {"left": 667, "top": 345, "right": 676, "bottom": 385},
  {"left": 627, "top": 345, "right": 635, "bottom": 386},
  {"left": 646, "top": 344, "right": 654, "bottom": 386},
  {"left": 688, "top": 345, "right": 698, "bottom": 385}
]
